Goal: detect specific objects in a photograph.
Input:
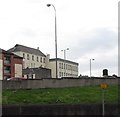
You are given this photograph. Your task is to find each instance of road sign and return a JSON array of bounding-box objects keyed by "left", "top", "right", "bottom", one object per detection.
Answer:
[
  {"left": 100, "top": 83, "right": 108, "bottom": 89},
  {"left": 100, "top": 83, "right": 108, "bottom": 116}
]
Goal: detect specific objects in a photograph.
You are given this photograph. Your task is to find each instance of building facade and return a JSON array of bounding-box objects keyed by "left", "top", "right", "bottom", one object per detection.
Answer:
[
  {"left": 0, "top": 48, "right": 23, "bottom": 80},
  {"left": 49, "top": 58, "right": 79, "bottom": 78},
  {"left": 8, "top": 44, "right": 79, "bottom": 79},
  {"left": 8, "top": 44, "right": 49, "bottom": 69},
  {"left": 8, "top": 44, "right": 51, "bottom": 79},
  {"left": 23, "top": 67, "right": 51, "bottom": 79}
]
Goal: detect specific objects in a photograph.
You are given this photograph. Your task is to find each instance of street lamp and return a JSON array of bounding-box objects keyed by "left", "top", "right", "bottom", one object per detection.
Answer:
[
  {"left": 90, "top": 59, "right": 95, "bottom": 77},
  {"left": 47, "top": 4, "right": 58, "bottom": 78},
  {"left": 61, "top": 48, "right": 69, "bottom": 76}
]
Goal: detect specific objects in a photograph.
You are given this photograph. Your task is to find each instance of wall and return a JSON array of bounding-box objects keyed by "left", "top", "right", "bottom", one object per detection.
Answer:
[
  {"left": 48, "top": 61, "right": 56, "bottom": 78},
  {"left": 23, "top": 67, "right": 51, "bottom": 79},
  {"left": 2, "top": 104, "right": 119, "bottom": 116},
  {"left": 2, "top": 78, "right": 118, "bottom": 89},
  {"left": 15, "top": 64, "right": 22, "bottom": 77}
]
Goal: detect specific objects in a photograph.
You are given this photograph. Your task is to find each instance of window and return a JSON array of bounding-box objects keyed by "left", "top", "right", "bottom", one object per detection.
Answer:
[
  {"left": 37, "top": 56, "right": 39, "bottom": 62},
  {"left": 4, "top": 56, "right": 10, "bottom": 64},
  {"left": 64, "top": 63, "right": 65, "bottom": 69},
  {"left": 31, "top": 63, "right": 35, "bottom": 68},
  {"left": 66, "top": 64, "right": 68, "bottom": 70},
  {"left": 32, "top": 55, "right": 34, "bottom": 61},
  {"left": 59, "top": 63, "right": 61, "bottom": 69},
  {"left": 23, "top": 53, "right": 25, "bottom": 59},
  {"left": 59, "top": 72, "right": 61, "bottom": 77},
  {"left": 27, "top": 54, "right": 29, "bottom": 60},
  {"left": 67, "top": 65, "right": 70, "bottom": 70},
  {"left": 4, "top": 56, "right": 10, "bottom": 60},
  {"left": 66, "top": 73, "right": 67, "bottom": 76},
  {"left": 76, "top": 67, "right": 78, "bottom": 72},
  {"left": 27, "top": 75, "right": 29, "bottom": 79},
  {"left": 61, "top": 63, "right": 63, "bottom": 69},
  {"left": 61, "top": 72, "right": 63, "bottom": 77},
  {"left": 40, "top": 57, "right": 42, "bottom": 63},
  {"left": 43, "top": 58, "right": 45, "bottom": 63},
  {"left": 31, "top": 75, "right": 33, "bottom": 79}
]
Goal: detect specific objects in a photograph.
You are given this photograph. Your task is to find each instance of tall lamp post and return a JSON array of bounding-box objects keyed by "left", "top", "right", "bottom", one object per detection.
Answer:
[
  {"left": 61, "top": 48, "right": 69, "bottom": 77},
  {"left": 47, "top": 4, "right": 58, "bottom": 78},
  {"left": 90, "top": 59, "right": 95, "bottom": 77}
]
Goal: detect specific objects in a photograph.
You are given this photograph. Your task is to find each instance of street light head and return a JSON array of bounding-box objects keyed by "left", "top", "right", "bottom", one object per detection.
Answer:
[
  {"left": 67, "top": 48, "right": 69, "bottom": 50},
  {"left": 47, "top": 4, "right": 51, "bottom": 7},
  {"left": 92, "top": 59, "right": 95, "bottom": 60}
]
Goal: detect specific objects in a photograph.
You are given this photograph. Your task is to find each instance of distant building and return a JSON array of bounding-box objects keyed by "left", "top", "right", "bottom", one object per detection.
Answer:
[
  {"left": 8, "top": 44, "right": 79, "bottom": 79},
  {"left": 8, "top": 44, "right": 49, "bottom": 69},
  {"left": 0, "top": 48, "right": 23, "bottom": 80},
  {"left": 23, "top": 67, "right": 51, "bottom": 79},
  {"left": 8, "top": 44, "right": 50, "bottom": 79},
  {"left": 49, "top": 58, "right": 79, "bottom": 78}
]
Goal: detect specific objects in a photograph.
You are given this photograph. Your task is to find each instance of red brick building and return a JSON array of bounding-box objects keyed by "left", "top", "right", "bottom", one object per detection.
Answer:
[{"left": 0, "top": 48, "right": 23, "bottom": 80}]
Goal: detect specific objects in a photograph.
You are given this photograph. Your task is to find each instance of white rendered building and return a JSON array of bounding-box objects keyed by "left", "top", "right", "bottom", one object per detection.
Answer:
[
  {"left": 8, "top": 44, "right": 49, "bottom": 69},
  {"left": 49, "top": 58, "right": 79, "bottom": 78}
]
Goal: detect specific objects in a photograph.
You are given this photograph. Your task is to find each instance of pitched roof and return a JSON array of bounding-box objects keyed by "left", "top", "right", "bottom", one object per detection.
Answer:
[
  {"left": 0, "top": 48, "right": 6, "bottom": 53},
  {"left": 0, "top": 48, "right": 23, "bottom": 59},
  {"left": 0, "top": 48, "right": 12, "bottom": 54},
  {"left": 8, "top": 44, "right": 46, "bottom": 57}
]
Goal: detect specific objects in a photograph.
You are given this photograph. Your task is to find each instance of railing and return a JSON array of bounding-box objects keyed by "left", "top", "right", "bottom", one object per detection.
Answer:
[
  {"left": 4, "top": 70, "right": 10, "bottom": 74},
  {"left": 4, "top": 60, "right": 10, "bottom": 64}
]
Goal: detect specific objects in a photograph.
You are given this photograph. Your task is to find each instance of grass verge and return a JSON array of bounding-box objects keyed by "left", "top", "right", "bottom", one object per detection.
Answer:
[{"left": 2, "top": 85, "right": 119, "bottom": 104}]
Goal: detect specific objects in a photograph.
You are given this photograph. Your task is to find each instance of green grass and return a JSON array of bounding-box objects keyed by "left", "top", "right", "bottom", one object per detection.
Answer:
[{"left": 2, "top": 85, "right": 119, "bottom": 104}]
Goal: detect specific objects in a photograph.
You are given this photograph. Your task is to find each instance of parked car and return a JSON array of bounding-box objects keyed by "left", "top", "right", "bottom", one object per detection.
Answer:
[{"left": 7, "top": 77, "right": 27, "bottom": 81}]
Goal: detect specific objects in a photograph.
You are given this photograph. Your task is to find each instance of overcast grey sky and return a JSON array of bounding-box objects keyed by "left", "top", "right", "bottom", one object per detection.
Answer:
[{"left": 0, "top": 0, "right": 118, "bottom": 76}]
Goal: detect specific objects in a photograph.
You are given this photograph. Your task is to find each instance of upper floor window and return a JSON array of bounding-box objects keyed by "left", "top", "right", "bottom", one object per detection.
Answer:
[
  {"left": 61, "top": 63, "right": 63, "bottom": 69},
  {"left": 40, "top": 57, "right": 42, "bottom": 63},
  {"left": 23, "top": 53, "right": 25, "bottom": 59},
  {"left": 59, "top": 63, "right": 61, "bottom": 69},
  {"left": 32, "top": 55, "right": 34, "bottom": 61},
  {"left": 43, "top": 58, "right": 45, "bottom": 63},
  {"left": 37, "top": 56, "right": 39, "bottom": 62},
  {"left": 64, "top": 63, "right": 65, "bottom": 69},
  {"left": 4, "top": 56, "right": 10, "bottom": 60},
  {"left": 27, "top": 54, "right": 29, "bottom": 60}
]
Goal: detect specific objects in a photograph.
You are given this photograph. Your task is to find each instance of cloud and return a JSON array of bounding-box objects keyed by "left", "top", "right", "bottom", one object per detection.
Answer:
[
  {"left": 63, "top": 28, "right": 117, "bottom": 59},
  {"left": 61, "top": 28, "right": 118, "bottom": 76},
  {"left": 0, "top": 0, "right": 118, "bottom": 76}
]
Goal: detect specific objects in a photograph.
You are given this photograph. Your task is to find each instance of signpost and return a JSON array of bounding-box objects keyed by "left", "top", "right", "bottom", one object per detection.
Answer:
[{"left": 100, "top": 83, "right": 108, "bottom": 116}]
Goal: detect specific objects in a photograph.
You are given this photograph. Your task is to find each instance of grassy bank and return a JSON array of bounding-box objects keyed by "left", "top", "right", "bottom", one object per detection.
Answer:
[{"left": 2, "top": 85, "right": 119, "bottom": 104}]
